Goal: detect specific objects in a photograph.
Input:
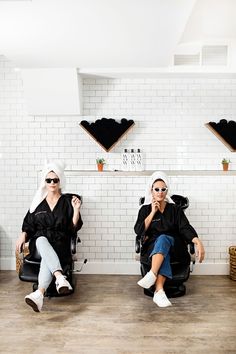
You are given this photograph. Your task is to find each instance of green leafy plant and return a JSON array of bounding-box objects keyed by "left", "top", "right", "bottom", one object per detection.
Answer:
[
  {"left": 222, "top": 158, "right": 231, "bottom": 164},
  {"left": 96, "top": 158, "right": 106, "bottom": 165}
]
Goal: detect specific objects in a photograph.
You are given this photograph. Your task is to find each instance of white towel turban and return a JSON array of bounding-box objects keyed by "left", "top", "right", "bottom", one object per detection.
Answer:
[
  {"left": 29, "top": 160, "right": 66, "bottom": 213},
  {"left": 143, "top": 171, "right": 174, "bottom": 205}
]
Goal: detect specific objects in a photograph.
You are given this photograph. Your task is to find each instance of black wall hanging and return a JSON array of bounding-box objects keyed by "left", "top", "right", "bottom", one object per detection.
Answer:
[
  {"left": 205, "top": 119, "right": 236, "bottom": 151},
  {"left": 80, "top": 118, "right": 135, "bottom": 151}
]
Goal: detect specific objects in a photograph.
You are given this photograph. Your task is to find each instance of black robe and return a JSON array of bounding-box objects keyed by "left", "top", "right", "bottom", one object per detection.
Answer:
[
  {"left": 134, "top": 203, "right": 198, "bottom": 264},
  {"left": 22, "top": 194, "right": 83, "bottom": 265}
]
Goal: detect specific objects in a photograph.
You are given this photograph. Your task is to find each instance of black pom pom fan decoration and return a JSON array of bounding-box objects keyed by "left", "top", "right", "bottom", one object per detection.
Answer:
[
  {"left": 205, "top": 119, "right": 236, "bottom": 151},
  {"left": 80, "top": 118, "right": 135, "bottom": 151}
]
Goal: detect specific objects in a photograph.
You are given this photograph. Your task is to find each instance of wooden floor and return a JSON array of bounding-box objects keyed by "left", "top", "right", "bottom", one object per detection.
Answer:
[{"left": 0, "top": 271, "right": 236, "bottom": 354}]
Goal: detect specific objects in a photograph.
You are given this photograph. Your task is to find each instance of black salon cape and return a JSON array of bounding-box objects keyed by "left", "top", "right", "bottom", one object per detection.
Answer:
[
  {"left": 134, "top": 203, "right": 198, "bottom": 263},
  {"left": 22, "top": 194, "right": 83, "bottom": 265}
]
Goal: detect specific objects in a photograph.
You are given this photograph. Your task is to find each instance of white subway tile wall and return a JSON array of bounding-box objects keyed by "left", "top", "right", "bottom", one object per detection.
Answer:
[{"left": 0, "top": 55, "right": 236, "bottom": 273}]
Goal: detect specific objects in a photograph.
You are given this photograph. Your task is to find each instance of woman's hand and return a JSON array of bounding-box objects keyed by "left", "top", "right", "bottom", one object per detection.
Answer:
[
  {"left": 192, "top": 237, "right": 205, "bottom": 263},
  {"left": 71, "top": 196, "right": 81, "bottom": 210},
  {"left": 151, "top": 198, "right": 160, "bottom": 214},
  {"left": 72, "top": 196, "right": 81, "bottom": 227},
  {"left": 15, "top": 232, "right": 27, "bottom": 253}
]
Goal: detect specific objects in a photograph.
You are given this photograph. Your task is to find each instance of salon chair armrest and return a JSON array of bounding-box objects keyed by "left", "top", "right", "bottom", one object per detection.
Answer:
[
  {"left": 188, "top": 242, "right": 196, "bottom": 272},
  {"left": 189, "top": 242, "right": 196, "bottom": 262},
  {"left": 189, "top": 242, "right": 195, "bottom": 256},
  {"left": 71, "top": 233, "right": 81, "bottom": 255},
  {"left": 135, "top": 236, "right": 141, "bottom": 254}
]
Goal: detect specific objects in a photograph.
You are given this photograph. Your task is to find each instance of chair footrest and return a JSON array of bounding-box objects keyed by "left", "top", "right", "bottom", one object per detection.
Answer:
[{"left": 24, "top": 259, "right": 41, "bottom": 265}]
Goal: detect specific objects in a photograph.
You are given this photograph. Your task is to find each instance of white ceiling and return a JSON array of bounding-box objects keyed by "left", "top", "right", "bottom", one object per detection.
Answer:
[
  {"left": 180, "top": 0, "right": 236, "bottom": 44},
  {"left": 0, "top": 0, "right": 235, "bottom": 71},
  {"left": 0, "top": 0, "right": 196, "bottom": 69}
]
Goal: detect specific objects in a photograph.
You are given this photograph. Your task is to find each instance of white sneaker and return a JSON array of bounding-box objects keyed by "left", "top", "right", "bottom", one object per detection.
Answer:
[
  {"left": 153, "top": 289, "right": 172, "bottom": 308},
  {"left": 137, "top": 270, "right": 157, "bottom": 289},
  {"left": 25, "top": 289, "right": 44, "bottom": 312},
  {"left": 55, "top": 275, "right": 73, "bottom": 294}
]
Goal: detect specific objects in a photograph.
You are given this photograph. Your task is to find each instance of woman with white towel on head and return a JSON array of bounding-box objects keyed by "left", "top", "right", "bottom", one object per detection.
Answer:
[
  {"left": 134, "top": 171, "right": 205, "bottom": 308},
  {"left": 16, "top": 161, "right": 83, "bottom": 312}
]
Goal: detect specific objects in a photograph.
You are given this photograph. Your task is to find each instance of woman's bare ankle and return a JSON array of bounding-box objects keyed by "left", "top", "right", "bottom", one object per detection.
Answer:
[
  {"left": 151, "top": 269, "right": 157, "bottom": 276},
  {"left": 54, "top": 270, "right": 63, "bottom": 279}
]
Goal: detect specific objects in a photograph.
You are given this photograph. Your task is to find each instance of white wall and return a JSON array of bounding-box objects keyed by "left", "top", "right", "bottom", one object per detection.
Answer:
[{"left": 0, "top": 55, "right": 236, "bottom": 274}]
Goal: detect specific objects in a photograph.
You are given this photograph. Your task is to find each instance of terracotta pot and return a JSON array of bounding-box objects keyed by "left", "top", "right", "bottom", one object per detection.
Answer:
[
  {"left": 222, "top": 163, "right": 229, "bottom": 171},
  {"left": 97, "top": 163, "right": 104, "bottom": 171}
]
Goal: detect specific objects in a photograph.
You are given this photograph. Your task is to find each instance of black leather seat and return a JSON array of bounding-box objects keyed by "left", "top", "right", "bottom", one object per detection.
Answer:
[
  {"left": 135, "top": 194, "right": 195, "bottom": 298},
  {"left": 18, "top": 194, "right": 82, "bottom": 297}
]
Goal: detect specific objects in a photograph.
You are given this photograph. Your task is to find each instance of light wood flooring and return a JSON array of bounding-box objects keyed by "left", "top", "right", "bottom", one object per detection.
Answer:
[{"left": 0, "top": 271, "right": 236, "bottom": 354}]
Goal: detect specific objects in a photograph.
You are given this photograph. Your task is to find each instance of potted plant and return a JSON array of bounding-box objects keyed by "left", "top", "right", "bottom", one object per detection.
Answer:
[
  {"left": 96, "top": 158, "right": 106, "bottom": 171},
  {"left": 222, "top": 158, "right": 231, "bottom": 171}
]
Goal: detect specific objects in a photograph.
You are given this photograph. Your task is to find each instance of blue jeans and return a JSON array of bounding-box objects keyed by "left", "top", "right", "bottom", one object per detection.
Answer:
[
  {"left": 149, "top": 234, "right": 174, "bottom": 279},
  {"left": 35, "top": 236, "right": 63, "bottom": 290}
]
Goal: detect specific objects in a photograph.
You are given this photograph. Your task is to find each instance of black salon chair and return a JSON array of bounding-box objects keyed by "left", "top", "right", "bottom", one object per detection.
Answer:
[
  {"left": 135, "top": 194, "right": 195, "bottom": 298},
  {"left": 18, "top": 194, "right": 83, "bottom": 297}
]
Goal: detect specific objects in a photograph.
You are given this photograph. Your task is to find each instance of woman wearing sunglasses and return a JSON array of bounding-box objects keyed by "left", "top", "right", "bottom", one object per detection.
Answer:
[
  {"left": 134, "top": 171, "right": 204, "bottom": 308},
  {"left": 15, "top": 161, "right": 83, "bottom": 312}
]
